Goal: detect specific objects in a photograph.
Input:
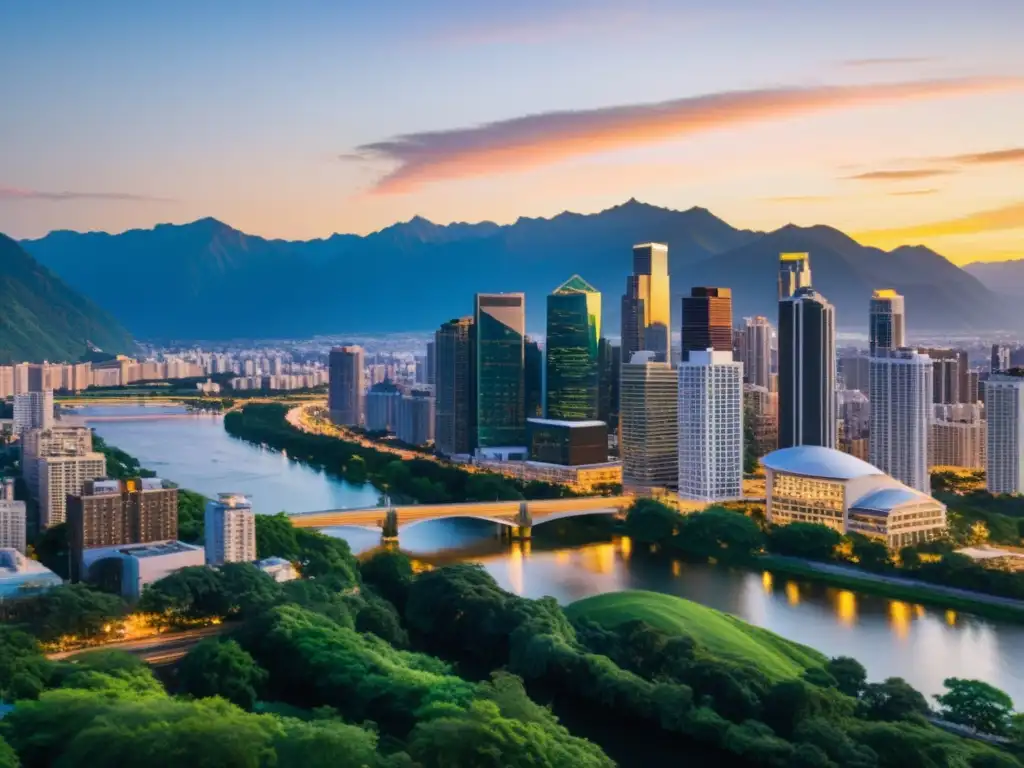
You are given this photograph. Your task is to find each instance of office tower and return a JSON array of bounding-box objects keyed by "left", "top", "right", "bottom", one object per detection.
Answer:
[
  {"left": 397, "top": 390, "right": 435, "bottom": 446},
  {"left": 13, "top": 390, "right": 54, "bottom": 435},
  {"left": 597, "top": 338, "right": 620, "bottom": 428},
  {"left": 868, "top": 290, "right": 906, "bottom": 356},
  {"left": 922, "top": 348, "right": 969, "bottom": 404},
  {"left": 778, "top": 252, "right": 811, "bottom": 300},
  {"left": 434, "top": 317, "right": 475, "bottom": 456},
  {"left": 966, "top": 370, "right": 980, "bottom": 404},
  {"left": 838, "top": 389, "right": 870, "bottom": 459},
  {"left": 475, "top": 293, "right": 526, "bottom": 448},
  {"left": 0, "top": 498, "right": 27, "bottom": 553},
  {"left": 680, "top": 287, "right": 733, "bottom": 363},
  {"left": 38, "top": 454, "right": 107, "bottom": 529},
  {"left": 205, "top": 493, "right": 257, "bottom": 565},
  {"left": 365, "top": 380, "right": 403, "bottom": 432},
  {"left": 619, "top": 351, "right": 678, "bottom": 491},
  {"left": 986, "top": 374, "right": 1024, "bottom": 495},
  {"left": 426, "top": 340, "right": 436, "bottom": 389},
  {"left": 992, "top": 344, "right": 1011, "bottom": 374},
  {"left": 328, "top": 346, "right": 365, "bottom": 427},
  {"left": 779, "top": 287, "right": 836, "bottom": 449},
  {"left": 525, "top": 338, "right": 544, "bottom": 419},
  {"left": 546, "top": 275, "right": 601, "bottom": 421},
  {"left": 67, "top": 478, "right": 178, "bottom": 581},
  {"left": 621, "top": 243, "right": 670, "bottom": 363},
  {"left": 742, "top": 316, "right": 773, "bottom": 389},
  {"left": 869, "top": 349, "right": 933, "bottom": 493},
  {"left": 931, "top": 404, "right": 986, "bottom": 470},
  {"left": 678, "top": 350, "right": 743, "bottom": 501},
  {"left": 744, "top": 384, "right": 779, "bottom": 458}
]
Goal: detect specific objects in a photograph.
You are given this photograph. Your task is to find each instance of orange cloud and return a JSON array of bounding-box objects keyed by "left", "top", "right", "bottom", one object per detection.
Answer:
[
  {"left": 763, "top": 195, "right": 833, "bottom": 203},
  {"left": 857, "top": 201, "right": 1024, "bottom": 242},
  {"left": 845, "top": 169, "right": 954, "bottom": 181},
  {"left": 940, "top": 147, "right": 1024, "bottom": 165},
  {"left": 889, "top": 189, "right": 939, "bottom": 196},
  {"left": 355, "top": 76, "right": 1024, "bottom": 194}
]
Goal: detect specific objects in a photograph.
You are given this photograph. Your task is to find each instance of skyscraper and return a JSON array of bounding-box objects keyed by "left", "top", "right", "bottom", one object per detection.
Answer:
[
  {"left": 931, "top": 404, "right": 986, "bottom": 470},
  {"left": 869, "top": 349, "right": 933, "bottom": 493},
  {"left": 680, "top": 287, "right": 733, "bottom": 363},
  {"left": 365, "top": 380, "right": 403, "bottom": 432},
  {"left": 328, "top": 346, "right": 365, "bottom": 427},
  {"left": 992, "top": 344, "right": 1011, "bottom": 374},
  {"left": 525, "top": 337, "right": 544, "bottom": 419},
  {"left": 205, "top": 493, "right": 257, "bottom": 565},
  {"left": 986, "top": 374, "right": 1024, "bottom": 495},
  {"left": 778, "top": 252, "right": 811, "bottom": 300},
  {"left": 434, "top": 317, "right": 475, "bottom": 456},
  {"left": 621, "top": 243, "right": 670, "bottom": 363},
  {"left": 597, "top": 338, "right": 620, "bottom": 428},
  {"left": 0, "top": 498, "right": 27, "bottom": 554},
  {"left": 619, "top": 351, "right": 678, "bottom": 491},
  {"left": 869, "top": 290, "right": 906, "bottom": 356},
  {"left": 13, "top": 390, "right": 53, "bottom": 435},
  {"left": 475, "top": 293, "right": 526, "bottom": 448},
  {"left": 425, "top": 340, "right": 436, "bottom": 389},
  {"left": 779, "top": 286, "right": 836, "bottom": 449},
  {"left": 678, "top": 350, "right": 743, "bottom": 502},
  {"left": 742, "top": 316, "right": 773, "bottom": 389},
  {"left": 546, "top": 275, "right": 601, "bottom": 421},
  {"left": 397, "top": 390, "right": 435, "bottom": 447},
  {"left": 922, "top": 348, "right": 969, "bottom": 404}
]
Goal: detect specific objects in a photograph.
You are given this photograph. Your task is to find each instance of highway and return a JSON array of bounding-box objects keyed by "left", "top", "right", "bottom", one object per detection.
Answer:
[{"left": 47, "top": 624, "right": 228, "bottom": 665}]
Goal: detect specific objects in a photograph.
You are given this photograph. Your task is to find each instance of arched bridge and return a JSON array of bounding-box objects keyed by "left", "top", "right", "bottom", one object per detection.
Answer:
[{"left": 288, "top": 496, "right": 634, "bottom": 537}]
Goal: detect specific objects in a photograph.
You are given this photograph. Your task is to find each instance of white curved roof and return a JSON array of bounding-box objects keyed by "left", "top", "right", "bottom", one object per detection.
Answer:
[
  {"left": 761, "top": 446, "right": 883, "bottom": 481},
  {"left": 849, "top": 487, "right": 929, "bottom": 513}
]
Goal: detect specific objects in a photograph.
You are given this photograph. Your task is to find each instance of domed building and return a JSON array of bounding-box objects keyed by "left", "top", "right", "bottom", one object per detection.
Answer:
[{"left": 760, "top": 445, "right": 947, "bottom": 549}]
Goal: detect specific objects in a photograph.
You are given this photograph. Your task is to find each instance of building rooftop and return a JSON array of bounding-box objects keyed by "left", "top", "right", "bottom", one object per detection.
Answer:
[
  {"left": 118, "top": 540, "right": 203, "bottom": 559},
  {"left": 780, "top": 252, "right": 809, "bottom": 262},
  {"left": 849, "top": 487, "right": 927, "bottom": 513},
  {"left": 761, "top": 446, "right": 883, "bottom": 481},
  {"left": 0, "top": 549, "right": 59, "bottom": 577},
  {"left": 527, "top": 418, "right": 607, "bottom": 429}
]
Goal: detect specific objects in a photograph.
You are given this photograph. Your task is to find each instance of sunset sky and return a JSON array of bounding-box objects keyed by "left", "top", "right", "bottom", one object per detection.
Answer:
[{"left": 2, "top": 0, "right": 1022, "bottom": 264}]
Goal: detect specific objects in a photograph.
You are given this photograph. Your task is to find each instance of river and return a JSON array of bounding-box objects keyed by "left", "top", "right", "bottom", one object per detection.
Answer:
[{"left": 80, "top": 403, "right": 1024, "bottom": 705}]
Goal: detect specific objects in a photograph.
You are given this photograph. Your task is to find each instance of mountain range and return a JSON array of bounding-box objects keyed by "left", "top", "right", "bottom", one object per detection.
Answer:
[
  {"left": 0, "top": 235, "right": 134, "bottom": 363},
  {"left": 963, "top": 259, "right": 1024, "bottom": 298},
  {"left": 17, "top": 199, "right": 1017, "bottom": 340}
]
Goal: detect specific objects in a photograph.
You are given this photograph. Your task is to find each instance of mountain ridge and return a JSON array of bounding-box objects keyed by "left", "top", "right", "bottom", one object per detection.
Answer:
[{"left": 19, "top": 200, "right": 1014, "bottom": 339}]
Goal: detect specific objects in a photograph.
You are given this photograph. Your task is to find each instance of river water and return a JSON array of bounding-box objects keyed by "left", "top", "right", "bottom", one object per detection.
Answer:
[{"left": 81, "top": 403, "right": 1024, "bottom": 705}]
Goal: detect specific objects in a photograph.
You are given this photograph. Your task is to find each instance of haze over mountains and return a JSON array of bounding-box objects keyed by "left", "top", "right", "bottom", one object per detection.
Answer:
[
  {"left": 0, "top": 235, "right": 134, "bottom": 363},
  {"left": 17, "top": 200, "right": 1016, "bottom": 341}
]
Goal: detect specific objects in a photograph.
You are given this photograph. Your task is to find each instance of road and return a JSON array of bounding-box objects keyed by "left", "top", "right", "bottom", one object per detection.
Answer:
[{"left": 47, "top": 624, "right": 228, "bottom": 665}]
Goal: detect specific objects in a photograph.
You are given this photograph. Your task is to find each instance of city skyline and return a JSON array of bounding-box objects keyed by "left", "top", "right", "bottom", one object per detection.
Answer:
[{"left": 2, "top": 1, "right": 1022, "bottom": 266}]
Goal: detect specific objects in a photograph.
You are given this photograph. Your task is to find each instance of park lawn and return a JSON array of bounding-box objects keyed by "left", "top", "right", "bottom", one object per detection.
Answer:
[{"left": 566, "top": 590, "right": 826, "bottom": 681}]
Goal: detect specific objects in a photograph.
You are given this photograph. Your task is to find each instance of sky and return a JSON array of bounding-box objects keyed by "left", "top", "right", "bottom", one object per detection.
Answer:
[{"left": 1, "top": 0, "right": 1022, "bottom": 264}]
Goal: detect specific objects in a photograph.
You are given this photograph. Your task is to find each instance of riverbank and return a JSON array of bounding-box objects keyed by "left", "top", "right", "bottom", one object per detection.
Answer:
[{"left": 760, "top": 555, "right": 1024, "bottom": 623}]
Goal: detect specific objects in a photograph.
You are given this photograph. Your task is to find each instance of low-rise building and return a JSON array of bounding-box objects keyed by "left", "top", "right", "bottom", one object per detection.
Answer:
[
  {"left": 527, "top": 418, "right": 608, "bottom": 466},
  {"left": 81, "top": 540, "right": 205, "bottom": 600},
  {"left": 257, "top": 556, "right": 299, "bottom": 583},
  {"left": 476, "top": 458, "right": 622, "bottom": 493},
  {"left": 0, "top": 548, "right": 62, "bottom": 599},
  {"left": 0, "top": 499, "right": 27, "bottom": 554}
]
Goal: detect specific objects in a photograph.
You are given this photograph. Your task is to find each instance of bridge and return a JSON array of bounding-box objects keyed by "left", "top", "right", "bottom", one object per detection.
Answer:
[{"left": 289, "top": 495, "right": 639, "bottom": 538}]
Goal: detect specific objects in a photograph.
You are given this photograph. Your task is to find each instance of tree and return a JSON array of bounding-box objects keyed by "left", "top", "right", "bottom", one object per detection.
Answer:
[
  {"left": 255, "top": 512, "right": 300, "bottom": 560},
  {"left": 293, "top": 529, "right": 359, "bottom": 587},
  {"left": 624, "top": 498, "right": 681, "bottom": 545},
  {"left": 360, "top": 549, "right": 414, "bottom": 612},
  {"left": 178, "top": 638, "right": 268, "bottom": 711},
  {"left": 177, "top": 489, "right": 206, "bottom": 544},
  {"left": 861, "top": 677, "right": 930, "bottom": 722},
  {"left": 965, "top": 521, "right": 991, "bottom": 547},
  {"left": 272, "top": 718, "right": 383, "bottom": 768},
  {"left": 850, "top": 535, "right": 890, "bottom": 572},
  {"left": 0, "top": 735, "right": 16, "bottom": 768},
  {"left": 898, "top": 546, "right": 922, "bottom": 570},
  {"left": 355, "top": 597, "right": 409, "bottom": 648},
  {"left": 935, "top": 678, "right": 1014, "bottom": 736},
  {"left": 825, "top": 656, "right": 867, "bottom": 698},
  {"left": 766, "top": 523, "right": 842, "bottom": 561},
  {"left": 218, "top": 562, "right": 284, "bottom": 618},
  {"left": 0, "top": 626, "right": 51, "bottom": 702},
  {"left": 137, "top": 566, "right": 230, "bottom": 625},
  {"left": 21, "top": 584, "right": 126, "bottom": 643},
  {"left": 673, "top": 507, "right": 764, "bottom": 563}
]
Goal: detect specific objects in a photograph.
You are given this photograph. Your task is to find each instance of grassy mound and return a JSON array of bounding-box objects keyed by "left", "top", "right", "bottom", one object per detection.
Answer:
[{"left": 566, "top": 590, "right": 825, "bottom": 681}]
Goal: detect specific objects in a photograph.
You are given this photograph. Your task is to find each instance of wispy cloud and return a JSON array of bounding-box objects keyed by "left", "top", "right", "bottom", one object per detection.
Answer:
[
  {"left": 845, "top": 169, "right": 955, "bottom": 181},
  {"left": 857, "top": 201, "right": 1024, "bottom": 241},
  {"left": 841, "top": 56, "right": 936, "bottom": 68},
  {"left": 0, "top": 186, "right": 174, "bottom": 203},
  {"left": 353, "top": 76, "right": 1024, "bottom": 194},
  {"left": 938, "top": 147, "right": 1024, "bottom": 165},
  {"left": 763, "top": 195, "right": 833, "bottom": 204},
  {"left": 889, "top": 188, "right": 939, "bottom": 196}
]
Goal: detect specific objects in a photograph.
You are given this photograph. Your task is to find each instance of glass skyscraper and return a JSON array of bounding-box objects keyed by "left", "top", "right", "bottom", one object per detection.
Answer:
[
  {"left": 779, "top": 286, "right": 836, "bottom": 449},
  {"left": 680, "top": 286, "right": 733, "bottom": 363},
  {"left": 869, "top": 289, "right": 906, "bottom": 356},
  {"left": 546, "top": 275, "right": 601, "bottom": 421},
  {"left": 621, "top": 243, "right": 670, "bottom": 363},
  {"left": 475, "top": 293, "right": 526, "bottom": 448},
  {"left": 778, "top": 252, "right": 811, "bottom": 300},
  {"left": 434, "top": 317, "right": 475, "bottom": 456}
]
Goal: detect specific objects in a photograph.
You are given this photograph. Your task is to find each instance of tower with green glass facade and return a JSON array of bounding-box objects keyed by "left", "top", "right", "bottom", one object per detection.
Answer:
[
  {"left": 475, "top": 293, "right": 526, "bottom": 448},
  {"left": 546, "top": 275, "right": 601, "bottom": 421}
]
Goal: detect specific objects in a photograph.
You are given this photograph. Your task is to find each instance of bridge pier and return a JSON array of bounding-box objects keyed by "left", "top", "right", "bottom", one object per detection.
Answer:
[{"left": 380, "top": 508, "right": 399, "bottom": 541}]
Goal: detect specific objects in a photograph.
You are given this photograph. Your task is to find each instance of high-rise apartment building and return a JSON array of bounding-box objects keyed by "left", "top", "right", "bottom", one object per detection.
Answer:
[
  {"left": 619, "top": 351, "right": 678, "bottom": 491},
  {"left": 621, "top": 243, "right": 670, "bottom": 363},
  {"left": 434, "top": 317, "right": 475, "bottom": 456},
  {"left": 205, "top": 493, "right": 257, "bottom": 565},
  {"left": 678, "top": 350, "right": 743, "bottom": 501},
  {"left": 742, "top": 316, "right": 773, "bottom": 389},
  {"left": 0, "top": 499, "right": 27, "bottom": 554},
  {"left": 778, "top": 252, "right": 811, "bottom": 300},
  {"left": 922, "top": 348, "right": 970, "bottom": 404},
  {"left": 475, "top": 293, "right": 526, "bottom": 449},
  {"left": 869, "top": 349, "right": 933, "bottom": 493},
  {"left": 67, "top": 477, "right": 178, "bottom": 581},
  {"left": 838, "top": 389, "right": 870, "bottom": 460},
  {"left": 779, "top": 286, "right": 836, "bottom": 449},
  {"left": 365, "top": 379, "right": 403, "bottom": 432},
  {"left": 680, "top": 287, "right": 733, "bottom": 363},
  {"left": 985, "top": 374, "right": 1024, "bottom": 495},
  {"left": 546, "top": 275, "right": 601, "bottom": 421},
  {"left": 38, "top": 454, "right": 107, "bottom": 529},
  {"left": 931, "top": 404, "right": 986, "bottom": 470},
  {"left": 397, "top": 390, "right": 435, "bottom": 446},
  {"left": 868, "top": 290, "right": 906, "bottom": 356},
  {"left": 839, "top": 353, "right": 871, "bottom": 394},
  {"left": 13, "top": 390, "right": 53, "bottom": 435},
  {"left": 328, "top": 346, "right": 365, "bottom": 427},
  {"left": 992, "top": 344, "right": 1011, "bottom": 374},
  {"left": 22, "top": 425, "right": 94, "bottom": 490},
  {"left": 744, "top": 384, "right": 779, "bottom": 458}
]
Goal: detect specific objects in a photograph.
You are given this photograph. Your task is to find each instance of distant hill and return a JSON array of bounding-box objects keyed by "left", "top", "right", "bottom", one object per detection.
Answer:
[
  {"left": 0, "top": 234, "right": 135, "bottom": 363},
  {"left": 21, "top": 200, "right": 1015, "bottom": 339},
  {"left": 963, "top": 259, "right": 1024, "bottom": 298}
]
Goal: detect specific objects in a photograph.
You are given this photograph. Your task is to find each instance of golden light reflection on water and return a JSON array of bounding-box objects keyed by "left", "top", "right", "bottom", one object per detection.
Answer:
[
  {"left": 761, "top": 571, "right": 773, "bottom": 592},
  {"left": 508, "top": 540, "right": 525, "bottom": 595},
  {"left": 946, "top": 610, "right": 958, "bottom": 626},
  {"left": 785, "top": 581, "right": 800, "bottom": 605},
  {"left": 672, "top": 560, "right": 682, "bottom": 577},
  {"left": 582, "top": 543, "right": 617, "bottom": 575},
  {"left": 835, "top": 590, "right": 857, "bottom": 627},
  {"left": 889, "top": 601, "right": 911, "bottom": 639},
  {"left": 618, "top": 536, "right": 632, "bottom": 559}
]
